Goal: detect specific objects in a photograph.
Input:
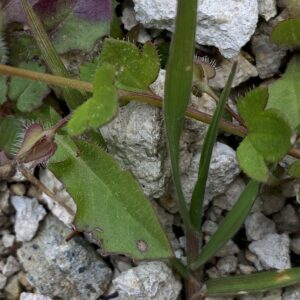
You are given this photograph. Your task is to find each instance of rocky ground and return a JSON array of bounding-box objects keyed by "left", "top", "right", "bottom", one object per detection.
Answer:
[{"left": 1, "top": 0, "right": 300, "bottom": 299}]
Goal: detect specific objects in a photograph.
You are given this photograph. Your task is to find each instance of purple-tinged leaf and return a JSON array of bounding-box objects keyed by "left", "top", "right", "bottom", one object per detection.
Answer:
[
  {"left": 4, "top": 0, "right": 112, "bottom": 53},
  {"left": 16, "top": 123, "right": 57, "bottom": 164}
]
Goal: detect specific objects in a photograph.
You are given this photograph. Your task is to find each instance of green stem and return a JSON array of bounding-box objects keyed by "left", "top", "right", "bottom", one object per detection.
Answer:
[
  {"left": 0, "top": 64, "right": 247, "bottom": 137},
  {"left": 1, "top": 63, "right": 300, "bottom": 160},
  {"left": 21, "top": 0, "right": 84, "bottom": 109}
]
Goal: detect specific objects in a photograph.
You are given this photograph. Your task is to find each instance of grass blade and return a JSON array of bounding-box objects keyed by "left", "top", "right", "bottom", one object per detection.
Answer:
[
  {"left": 189, "top": 62, "right": 237, "bottom": 230},
  {"left": 191, "top": 180, "right": 260, "bottom": 270},
  {"left": 206, "top": 268, "right": 300, "bottom": 296},
  {"left": 21, "top": 0, "right": 83, "bottom": 110},
  {"left": 163, "top": 0, "right": 198, "bottom": 230}
]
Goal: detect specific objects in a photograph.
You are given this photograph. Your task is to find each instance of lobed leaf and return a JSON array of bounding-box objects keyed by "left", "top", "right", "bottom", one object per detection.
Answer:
[
  {"left": 67, "top": 63, "right": 118, "bottom": 135},
  {"left": 191, "top": 180, "right": 260, "bottom": 270},
  {"left": 99, "top": 38, "right": 160, "bottom": 91},
  {"left": 49, "top": 137, "right": 173, "bottom": 260},
  {"left": 268, "top": 55, "right": 300, "bottom": 129},
  {"left": 237, "top": 137, "right": 269, "bottom": 182},
  {"left": 248, "top": 109, "right": 292, "bottom": 163},
  {"left": 236, "top": 83, "right": 293, "bottom": 181},
  {"left": 237, "top": 87, "right": 268, "bottom": 127},
  {"left": 271, "top": 19, "right": 300, "bottom": 48},
  {"left": 206, "top": 267, "right": 300, "bottom": 296},
  {"left": 8, "top": 62, "right": 50, "bottom": 112},
  {"left": 288, "top": 160, "right": 300, "bottom": 178}
]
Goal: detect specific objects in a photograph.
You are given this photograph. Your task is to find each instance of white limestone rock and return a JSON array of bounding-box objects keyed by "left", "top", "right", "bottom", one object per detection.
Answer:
[
  {"left": 20, "top": 293, "right": 52, "bottom": 300},
  {"left": 251, "top": 13, "right": 287, "bottom": 79},
  {"left": 2, "top": 256, "right": 21, "bottom": 277},
  {"left": 291, "top": 233, "right": 300, "bottom": 255},
  {"left": 283, "top": 285, "right": 300, "bottom": 300},
  {"left": 216, "top": 255, "right": 238, "bottom": 275},
  {"left": 213, "top": 178, "right": 246, "bottom": 211},
  {"left": 101, "top": 102, "right": 169, "bottom": 198},
  {"left": 0, "top": 273, "right": 7, "bottom": 289},
  {"left": 112, "top": 261, "right": 181, "bottom": 300},
  {"left": 11, "top": 196, "right": 46, "bottom": 242},
  {"left": 263, "top": 289, "right": 282, "bottom": 300},
  {"left": 17, "top": 214, "right": 112, "bottom": 299},
  {"left": 249, "top": 233, "right": 291, "bottom": 269},
  {"left": 258, "top": 0, "right": 277, "bottom": 21},
  {"left": 209, "top": 54, "right": 258, "bottom": 89},
  {"left": 133, "top": 0, "right": 259, "bottom": 58},
  {"left": 182, "top": 142, "right": 240, "bottom": 205},
  {"left": 39, "top": 169, "right": 76, "bottom": 225},
  {"left": 273, "top": 204, "right": 300, "bottom": 233},
  {"left": 245, "top": 212, "right": 276, "bottom": 241},
  {"left": 121, "top": 7, "right": 138, "bottom": 31}
]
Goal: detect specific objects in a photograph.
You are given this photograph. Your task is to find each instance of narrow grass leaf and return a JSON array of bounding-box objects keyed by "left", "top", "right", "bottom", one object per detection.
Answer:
[
  {"left": 163, "top": 0, "right": 198, "bottom": 230},
  {"left": 206, "top": 267, "right": 300, "bottom": 296},
  {"left": 189, "top": 62, "right": 237, "bottom": 230},
  {"left": 190, "top": 180, "right": 260, "bottom": 270},
  {"left": 21, "top": 0, "right": 83, "bottom": 109},
  {"left": 49, "top": 137, "right": 173, "bottom": 260}
]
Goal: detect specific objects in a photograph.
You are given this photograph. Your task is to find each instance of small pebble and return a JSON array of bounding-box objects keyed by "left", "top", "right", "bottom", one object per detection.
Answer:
[
  {"left": 217, "top": 256, "right": 238, "bottom": 275},
  {"left": 3, "top": 256, "right": 22, "bottom": 277},
  {"left": 10, "top": 183, "right": 26, "bottom": 196},
  {"left": 2, "top": 233, "right": 15, "bottom": 248},
  {"left": 0, "top": 273, "right": 7, "bottom": 289},
  {"left": 4, "top": 275, "right": 21, "bottom": 299},
  {"left": 20, "top": 292, "right": 53, "bottom": 300}
]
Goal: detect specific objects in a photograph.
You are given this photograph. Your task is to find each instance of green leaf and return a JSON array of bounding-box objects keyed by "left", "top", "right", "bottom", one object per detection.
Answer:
[
  {"left": 21, "top": 0, "right": 84, "bottom": 110},
  {"left": 67, "top": 64, "right": 118, "bottom": 135},
  {"left": 49, "top": 137, "right": 173, "bottom": 260},
  {"left": 237, "top": 137, "right": 269, "bottom": 182},
  {"left": 8, "top": 62, "right": 50, "bottom": 112},
  {"left": 271, "top": 19, "right": 300, "bottom": 48},
  {"left": 163, "top": 0, "right": 198, "bottom": 231},
  {"left": 99, "top": 38, "right": 160, "bottom": 91},
  {"left": 248, "top": 109, "right": 292, "bottom": 163},
  {"left": 237, "top": 87, "right": 268, "bottom": 127},
  {"left": 190, "top": 62, "right": 237, "bottom": 230},
  {"left": 206, "top": 267, "right": 300, "bottom": 296},
  {"left": 191, "top": 180, "right": 260, "bottom": 270},
  {"left": 288, "top": 160, "right": 300, "bottom": 178},
  {"left": 0, "top": 117, "right": 23, "bottom": 155},
  {"left": 0, "top": 76, "right": 7, "bottom": 105},
  {"left": 80, "top": 61, "right": 98, "bottom": 83},
  {"left": 268, "top": 55, "right": 300, "bottom": 129}
]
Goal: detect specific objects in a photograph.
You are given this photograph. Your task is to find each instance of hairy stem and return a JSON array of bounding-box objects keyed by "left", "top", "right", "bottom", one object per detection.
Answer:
[{"left": 0, "top": 64, "right": 299, "bottom": 160}]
